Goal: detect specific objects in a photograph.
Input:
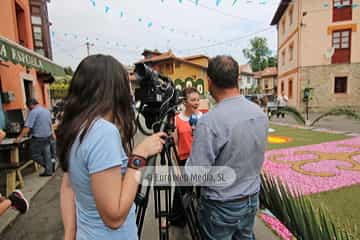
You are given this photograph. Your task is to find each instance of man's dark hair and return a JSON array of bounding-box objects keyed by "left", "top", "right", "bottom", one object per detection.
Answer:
[
  {"left": 26, "top": 98, "right": 39, "bottom": 107},
  {"left": 207, "top": 55, "right": 239, "bottom": 89}
]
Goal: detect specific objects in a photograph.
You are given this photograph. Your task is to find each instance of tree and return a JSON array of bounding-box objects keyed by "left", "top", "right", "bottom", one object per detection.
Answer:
[
  {"left": 243, "top": 37, "right": 276, "bottom": 72},
  {"left": 267, "top": 55, "right": 277, "bottom": 68}
]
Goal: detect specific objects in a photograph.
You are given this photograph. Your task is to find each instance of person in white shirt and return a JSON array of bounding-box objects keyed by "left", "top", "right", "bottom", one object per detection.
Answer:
[{"left": 277, "top": 91, "right": 288, "bottom": 118}]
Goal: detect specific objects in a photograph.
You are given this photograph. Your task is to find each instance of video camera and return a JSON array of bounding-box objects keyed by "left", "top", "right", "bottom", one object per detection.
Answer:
[{"left": 134, "top": 63, "right": 183, "bottom": 130}]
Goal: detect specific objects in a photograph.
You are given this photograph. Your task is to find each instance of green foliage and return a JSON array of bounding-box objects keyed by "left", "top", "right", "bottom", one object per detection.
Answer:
[
  {"left": 50, "top": 74, "right": 72, "bottom": 100},
  {"left": 267, "top": 55, "right": 277, "bottom": 68},
  {"left": 272, "top": 106, "right": 306, "bottom": 125},
  {"left": 310, "top": 107, "right": 360, "bottom": 127},
  {"left": 64, "top": 66, "right": 74, "bottom": 75},
  {"left": 242, "top": 37, "right": 276, "bottom": 72},
  {"left": 271, "top": 105, "right": 360, "bottom": 127},
  {"left": 50, "top": 83, "right": 69, "bottom": 99},
  {"left": 260, "top": 174, "right": 355, "bottom": 240}
]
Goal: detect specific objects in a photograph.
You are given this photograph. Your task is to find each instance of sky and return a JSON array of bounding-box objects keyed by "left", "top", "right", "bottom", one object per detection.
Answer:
[{"left": 48, "top": 0, "right": 281, "bottom": 69}]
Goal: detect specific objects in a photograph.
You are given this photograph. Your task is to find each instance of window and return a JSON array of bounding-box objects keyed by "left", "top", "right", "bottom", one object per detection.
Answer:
[
  {"left": 282, "top": 50, "right": 286, "bottom": 65},
  {"left": 334, "top": 0, "right": 351, "bottom": 8},
  {"left": 31, "top": 6, "right": 41, "bottom": 15},
  {"left": 288, "top": 79, "right": 293, "bottom": 98},
  {"left": 16, "top": 4, "right": 28, "bottom": 47},
  {"left": 31, "top": 16, "right": 42, "bottom": 25},
  {"left": 33, "top": 26, "right": 42, "bottom": 41},
  {"left": 282, "top": 19, "right": 286, "bottom": 35},
  {"left": 175, "top": 61, "right": 181, "bottom": 68},
  {"left": 281, "top": 81, "right": 285, "bottom": 92},
  {"left": 265, "top": 79, "right": 269, "bottom": 89},
  {"left": 333, "top": 0, "right": 352, "bottom": 22},
  {"left": 289, "top": 7, "right": 294, "bottom": 26},
  {"left": 289, "top": 44, "right": 294, "bottom": 61},
  {"left": 35, "top": 40, "right": 43, "bottom": 48},
  {"left": 165, "top": 63, "right": 173, "bottom": 74},
  {"left": 332, "top": 30, "right": 351, "bottom": 64},
  {"left": 334, "top": 77, "right": 347, "bottom": 93},
  {"left": 247, "top": 76, "right": 251, "bottom": 84},
  {"left": 332, "top": 30, "right": 350, "bottom": 49}
]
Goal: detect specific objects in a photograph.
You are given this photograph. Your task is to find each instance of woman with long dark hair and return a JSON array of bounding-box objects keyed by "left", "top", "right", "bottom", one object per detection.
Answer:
[{"left": 57, "top": 55, "right": 165, "bottom": 240}]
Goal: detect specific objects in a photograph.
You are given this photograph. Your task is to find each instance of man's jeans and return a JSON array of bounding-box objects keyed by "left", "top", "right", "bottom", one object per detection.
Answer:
[
  {"left": 30, "top": 137, "right": 52, "bottom": 175},
  {"left": 198, "top": 193, "right": 259, "bottom": 240}
]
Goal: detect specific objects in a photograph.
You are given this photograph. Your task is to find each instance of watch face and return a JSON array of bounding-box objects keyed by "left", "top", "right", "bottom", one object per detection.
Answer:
[{"left": 134, "top": 158, "right": 142, "bottom": 167}]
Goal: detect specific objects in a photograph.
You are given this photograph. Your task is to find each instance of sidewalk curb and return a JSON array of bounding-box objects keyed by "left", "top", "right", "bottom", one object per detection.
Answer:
[{"left": 270, "top": 121, "right": 360, "bottom": 137}]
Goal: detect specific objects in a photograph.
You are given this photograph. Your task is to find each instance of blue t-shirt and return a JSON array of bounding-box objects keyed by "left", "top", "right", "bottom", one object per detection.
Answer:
[
  {"left": 68, "top": 118, "right": 137, "bottom": 240},
  {"left": 25, "top": 105, "right": 52, "bottom": 138}
]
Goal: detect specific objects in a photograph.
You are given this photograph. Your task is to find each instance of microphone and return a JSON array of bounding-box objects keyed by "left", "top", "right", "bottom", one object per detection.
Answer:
[{"left": 189, "top": 114, "right": 198, "bottom": 135}]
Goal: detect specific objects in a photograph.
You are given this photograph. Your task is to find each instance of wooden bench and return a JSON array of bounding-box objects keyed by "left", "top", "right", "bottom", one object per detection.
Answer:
[
  {"left": 0, "top": 137, "right": 39, "bottom": 196},
  {"left": 0, "top": 159, "right": 40, "bottom": 196}
]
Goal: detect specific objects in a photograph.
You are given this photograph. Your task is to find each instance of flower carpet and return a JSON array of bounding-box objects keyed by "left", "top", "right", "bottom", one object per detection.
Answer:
[
  {"left": 261, "top": 137, "right": 360, "bottom": 239},
  {"left": 264, "top": 137, "right": 360, "bottom": 195}
]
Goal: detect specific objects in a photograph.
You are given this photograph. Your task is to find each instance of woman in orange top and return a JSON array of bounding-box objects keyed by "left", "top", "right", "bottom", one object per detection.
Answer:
[
  {"left": 174, "top": 87, "right": 202, "bottom": 162},
  {"left": 170, "top": 87, "right": 202, "bottom": 227}
]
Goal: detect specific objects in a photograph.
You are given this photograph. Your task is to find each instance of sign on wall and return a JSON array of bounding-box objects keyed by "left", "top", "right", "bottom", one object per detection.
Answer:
[{"left": 0, "top": 36, "right": 65, "bottom": 76}]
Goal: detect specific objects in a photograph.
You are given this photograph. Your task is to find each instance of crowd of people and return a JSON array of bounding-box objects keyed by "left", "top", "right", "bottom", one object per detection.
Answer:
[{"left": 249, "top": 91, "right": 288, "bottom": 119}]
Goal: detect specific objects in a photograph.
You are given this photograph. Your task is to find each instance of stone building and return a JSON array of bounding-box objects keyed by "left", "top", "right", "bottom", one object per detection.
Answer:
[{"left": 271, "top": 0, "right": 360, "bottom": 111}]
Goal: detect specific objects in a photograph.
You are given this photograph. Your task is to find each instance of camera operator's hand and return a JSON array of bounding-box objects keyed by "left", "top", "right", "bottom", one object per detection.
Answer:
[{"left": 132, "top": 132, "right": 167, "bottom": 159}]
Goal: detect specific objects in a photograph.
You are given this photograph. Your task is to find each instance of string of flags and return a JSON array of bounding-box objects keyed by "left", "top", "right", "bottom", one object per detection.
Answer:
[
  {"left": 53, "top": 0, "right": 359, "bottom": 61},
  {"left": 51, "top": 30, "right": 142, "bottom": 52},
  {"left": 87, "top": 0, "right": 227, "bottom": 44}
]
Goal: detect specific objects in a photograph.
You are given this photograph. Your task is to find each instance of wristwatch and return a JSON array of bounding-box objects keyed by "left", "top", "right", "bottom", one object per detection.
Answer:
[{"left": 128, "top": 154, "right": 146, "bottom": 169}]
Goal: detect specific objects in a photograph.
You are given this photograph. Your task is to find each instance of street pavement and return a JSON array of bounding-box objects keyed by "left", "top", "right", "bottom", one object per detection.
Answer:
[
  {"left": 0, "top": 127, "right": 278, "bottom": 240},
  {"left": 0, "top": 169, "right": 278, "bottom": 240}
]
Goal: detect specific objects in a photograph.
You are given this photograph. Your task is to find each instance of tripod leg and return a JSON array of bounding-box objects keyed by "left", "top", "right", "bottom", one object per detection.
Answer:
[
  {"left": 167, "top": 144, "right": 203, "bottom": 240},
  {"left": 136, "top": 185, "right": 151, "bottom": 239},
  {"left": 155, "top": 186, "right": 171, "bottom": 240}
]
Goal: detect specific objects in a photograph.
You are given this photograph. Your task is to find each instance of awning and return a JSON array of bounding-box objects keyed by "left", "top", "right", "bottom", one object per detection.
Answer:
[{"left": 0, "top": 36, "right": 65, "bottom": 77}]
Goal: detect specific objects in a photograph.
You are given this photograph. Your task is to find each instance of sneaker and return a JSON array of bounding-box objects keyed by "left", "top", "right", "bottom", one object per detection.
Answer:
[
  {"left": 52, "top": 158, "right": 56, "bottom": 173},
  {"left": 8, "top": 190, "right": 29, "bottom": 214}
]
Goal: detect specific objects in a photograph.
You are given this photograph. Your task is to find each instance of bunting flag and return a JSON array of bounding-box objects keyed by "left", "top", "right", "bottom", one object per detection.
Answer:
[
  {"left": 105, "top": 5, "right": 110, "bottom": 13},
  {"left": 81, "top": 0, "right": 276, "bottom": 46}
]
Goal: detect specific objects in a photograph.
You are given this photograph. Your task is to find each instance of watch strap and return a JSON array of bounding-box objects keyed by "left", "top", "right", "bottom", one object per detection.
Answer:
[{"left": 128, "top": 154, "right": 146, "bottom": 169}]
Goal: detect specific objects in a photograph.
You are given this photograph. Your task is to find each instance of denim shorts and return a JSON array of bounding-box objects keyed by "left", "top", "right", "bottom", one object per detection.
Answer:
[{"left": 197, "top": 193, "right": 259, "bottom": 240}]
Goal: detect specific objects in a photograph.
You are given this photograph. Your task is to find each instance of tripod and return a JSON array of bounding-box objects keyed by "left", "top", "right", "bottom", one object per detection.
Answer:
[{"left": 135, "top": 109, "right": 202, "bottom": 240}]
